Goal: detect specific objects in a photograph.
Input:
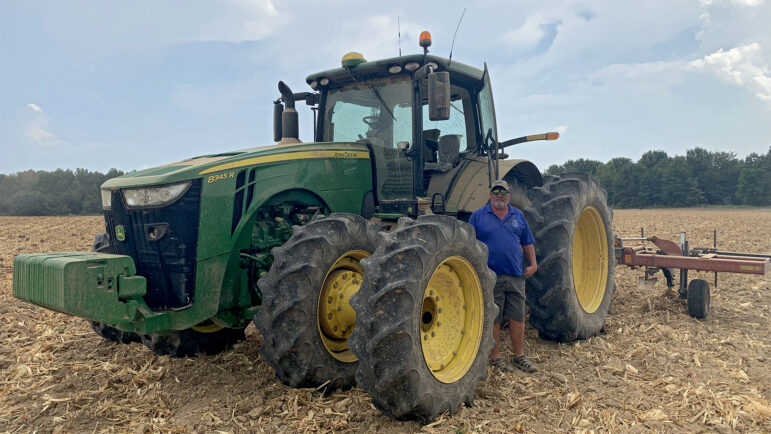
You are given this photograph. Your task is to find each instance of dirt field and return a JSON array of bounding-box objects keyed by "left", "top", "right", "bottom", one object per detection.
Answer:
[{"left": 1, "top": 209, "right": 770, "bottom": 433}]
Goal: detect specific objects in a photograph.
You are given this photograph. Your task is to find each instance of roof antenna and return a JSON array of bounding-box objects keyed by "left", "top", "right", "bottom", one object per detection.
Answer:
[
  {"left": 398, "top": 17, "right": 402, "bottom": 56},
  {"left": 448, "top": 8, "right": 466, "bottom": 66}
]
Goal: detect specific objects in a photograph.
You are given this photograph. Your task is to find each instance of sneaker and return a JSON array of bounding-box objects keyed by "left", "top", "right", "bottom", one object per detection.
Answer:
[
  {"left": 490, "top": 357, "right": 515, "bottom": 372},
  {"left": 511, "top": 355, "right": 537, "bottom": 373}
]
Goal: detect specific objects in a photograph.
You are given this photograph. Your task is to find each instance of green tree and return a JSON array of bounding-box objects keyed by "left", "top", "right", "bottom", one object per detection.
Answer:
[
  {"left": 736, "top": 148, "right": 771, "bottom": 206},
  {"left": 660, "top": 156, "right": 702, "bottom": 206},
  {"left": 686, "top": 148, "right": 740, "bottom": 204}
]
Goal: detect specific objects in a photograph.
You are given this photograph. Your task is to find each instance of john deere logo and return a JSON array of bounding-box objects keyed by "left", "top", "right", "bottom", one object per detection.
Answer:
[{"left": 115, "top": 225, "right": 126, "bottom": 241}]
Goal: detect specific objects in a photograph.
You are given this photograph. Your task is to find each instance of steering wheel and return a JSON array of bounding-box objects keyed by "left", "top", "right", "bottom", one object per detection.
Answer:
[{"left": 363, "top": 116, "right": 381, "bottom": 128}]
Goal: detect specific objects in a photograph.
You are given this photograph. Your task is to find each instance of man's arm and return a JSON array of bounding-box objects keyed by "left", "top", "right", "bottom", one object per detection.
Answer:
[{"left": 522, "top": 243, "right": 537, "bottom": 278}]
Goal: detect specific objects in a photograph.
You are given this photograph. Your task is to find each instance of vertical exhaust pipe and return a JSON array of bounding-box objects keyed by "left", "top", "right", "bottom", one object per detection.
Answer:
[{"left": 277, "top": 81, "right": 300, "bottom": 145}]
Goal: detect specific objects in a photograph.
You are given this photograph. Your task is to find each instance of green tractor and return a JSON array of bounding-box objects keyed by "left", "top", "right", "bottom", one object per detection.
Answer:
[{"left": 13, "top": 34, "right": 615, "bottom": 422}]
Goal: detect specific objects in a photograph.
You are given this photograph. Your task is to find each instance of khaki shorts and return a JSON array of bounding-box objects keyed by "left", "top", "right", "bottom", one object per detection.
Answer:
[{"left": 493, "top": 274, "right": 526, "bottom": 324}]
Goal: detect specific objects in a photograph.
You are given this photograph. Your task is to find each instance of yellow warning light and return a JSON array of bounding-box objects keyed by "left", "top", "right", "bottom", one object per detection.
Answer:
[{"left": 419, "top": 31, "right": 432, "bottom": 48}]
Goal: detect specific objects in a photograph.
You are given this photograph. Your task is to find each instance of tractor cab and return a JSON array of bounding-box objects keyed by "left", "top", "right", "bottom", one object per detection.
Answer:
[
  {"left": 274, "top": 32, "right": 556, "bottom": 218},
  {"left": 274, "top": 32, "right": 512, "bottom": 217}
]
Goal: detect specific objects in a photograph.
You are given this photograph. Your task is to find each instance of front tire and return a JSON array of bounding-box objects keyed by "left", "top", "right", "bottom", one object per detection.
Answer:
[
  {"left": 140, "top": 322, "right": 247, "bottom": 357},
  {"left": 255, "top": 213, "right": 381, "bottom": 390},
  {"left": 349, "top": 215, "right": 496, "bottom": 422},
  {"left": 523, "top": 172, "right": 615, "bottom": 342}
]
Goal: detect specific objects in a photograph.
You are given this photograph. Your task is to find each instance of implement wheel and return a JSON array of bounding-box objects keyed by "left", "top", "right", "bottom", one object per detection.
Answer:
[
  {"left": 349, "top": 215, "right": 496, "bottom": 422},
  {"left": 256, "top": 213, "right": 380, "bottom": 390},
  {"left": 523, "top": 172, "right": 615, "bottom": 341},
  {"left": 687, "top": 279, "right": 710, "bottom": 319}
]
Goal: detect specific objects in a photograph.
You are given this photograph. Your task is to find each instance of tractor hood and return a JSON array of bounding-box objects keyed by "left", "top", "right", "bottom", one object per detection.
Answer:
[{"left": 101, "top": 141, "right": 369, "bottom": 189}]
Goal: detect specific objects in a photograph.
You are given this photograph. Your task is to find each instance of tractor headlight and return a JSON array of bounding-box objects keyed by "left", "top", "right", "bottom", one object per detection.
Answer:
[
  {"left": 101, "top": 189, "right": 113, "bottom": 210},
  {"left": 122, "top": 181, "right": 191, "bottom": 208}
]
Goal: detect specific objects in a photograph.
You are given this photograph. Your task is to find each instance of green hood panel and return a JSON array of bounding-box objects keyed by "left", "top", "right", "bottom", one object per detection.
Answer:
[{"left": 102, "top": 142, "right": 370, "bottom": 189}]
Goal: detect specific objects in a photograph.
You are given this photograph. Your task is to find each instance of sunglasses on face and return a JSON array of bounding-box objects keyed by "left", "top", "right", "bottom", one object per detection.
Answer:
[{"left": 491, "top": 188, "right": 509, "bottom": 195}]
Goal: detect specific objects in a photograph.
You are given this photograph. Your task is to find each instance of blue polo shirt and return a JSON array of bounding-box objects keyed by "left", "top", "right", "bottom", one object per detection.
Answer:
[{"left": 468, "top": 203, "right": 535, "bottom": 276}]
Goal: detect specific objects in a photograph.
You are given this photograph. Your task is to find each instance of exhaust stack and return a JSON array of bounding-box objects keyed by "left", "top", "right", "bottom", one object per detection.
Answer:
[{"left": 277, "top": 81, "right": 300, "bottom": 145}]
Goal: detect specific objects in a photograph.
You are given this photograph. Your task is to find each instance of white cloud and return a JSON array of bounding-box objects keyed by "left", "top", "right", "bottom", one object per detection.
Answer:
[
  {"left": 555, "top": 125, "right": 568, "bottom": 136},
  {"left": 24, "top": 103, "right": 60, "bottom": 144},
  {"left": 499, "top": 12, "right": 557, "bottom": 53},
  {"left": 27, "top": 103, "right": 44, "bottom": 114},
  {"left": 699, "top": 0, "right": 764, "bottom": 6},
  {"left": 690, "top": 43, "right": 771, "bottom": 104},
  {"left": 197, "top": 0, "right": 289, "bottom": 42}
]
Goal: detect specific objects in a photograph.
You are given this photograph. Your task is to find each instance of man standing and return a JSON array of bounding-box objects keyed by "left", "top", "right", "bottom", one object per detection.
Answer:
[{"left": 468, "top": 180, "right": 538, "bottom": 373}]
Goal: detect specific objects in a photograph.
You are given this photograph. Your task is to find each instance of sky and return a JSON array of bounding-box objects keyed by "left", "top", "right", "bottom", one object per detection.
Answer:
[{"left": 1, "top": 0, "right": 770, "bottom": 174}]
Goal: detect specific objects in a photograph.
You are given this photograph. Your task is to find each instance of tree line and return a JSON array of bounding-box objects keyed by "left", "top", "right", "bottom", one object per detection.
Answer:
[
  {"left": 545, "top": 147, "right": 771, "bottom": 208},
  {"left": 0, "top": 168, "right": 124, "bottom": 216},
  {"left": 0, "top": 146, "right": 768, "bottom": 215}
]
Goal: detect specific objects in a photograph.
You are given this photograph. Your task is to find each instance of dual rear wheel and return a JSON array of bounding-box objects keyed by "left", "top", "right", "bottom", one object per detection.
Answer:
[{"left": 256, "top": 214, "right": 496, "bottom": 421}]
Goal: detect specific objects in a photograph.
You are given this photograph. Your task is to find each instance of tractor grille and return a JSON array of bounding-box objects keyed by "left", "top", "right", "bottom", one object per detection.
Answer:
[{"left": 104, "top": 180, "right": 202, "bottom": 311}]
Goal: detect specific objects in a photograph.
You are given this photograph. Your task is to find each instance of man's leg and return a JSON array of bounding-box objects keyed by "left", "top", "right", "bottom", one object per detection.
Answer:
[
  {"left": 491, "top": 322, "right": 502, "bottom": 360},
  {"left": 508, "top": 319, "right": 525, "bottom": 358}
]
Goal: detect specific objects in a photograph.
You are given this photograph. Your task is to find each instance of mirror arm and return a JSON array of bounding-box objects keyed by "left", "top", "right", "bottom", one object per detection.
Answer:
[{"left": 499, "top": 132, "right": 560, "bottom": 149}]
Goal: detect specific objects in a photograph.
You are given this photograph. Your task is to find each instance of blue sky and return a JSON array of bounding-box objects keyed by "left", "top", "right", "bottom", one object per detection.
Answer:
[{"left": 1, "top": 0, "right": 770, "bottom": 174}]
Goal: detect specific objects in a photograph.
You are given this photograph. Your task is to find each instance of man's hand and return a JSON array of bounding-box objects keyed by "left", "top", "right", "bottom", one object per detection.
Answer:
[{"left": 523, "top": 265, "right": 537, "bottom": 279}]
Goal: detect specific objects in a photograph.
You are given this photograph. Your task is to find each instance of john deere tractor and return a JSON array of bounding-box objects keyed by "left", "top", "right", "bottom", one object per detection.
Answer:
[{"left": 13, "top": 33, "right": 614, "bottom": 422}]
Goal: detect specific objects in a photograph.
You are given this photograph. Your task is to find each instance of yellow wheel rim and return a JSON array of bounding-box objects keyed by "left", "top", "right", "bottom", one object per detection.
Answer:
[
  {"left": 420, "top": 256, "right": 484, "bottom": 384},
  {"left": 191, "top": 319, "right": 224, "bottom": 333},
  {"left": 317, "top": 250, "right": 368, "bottom": 363},
  {"left": 572, "top": 206, "right": 609, "bottom": 313}
]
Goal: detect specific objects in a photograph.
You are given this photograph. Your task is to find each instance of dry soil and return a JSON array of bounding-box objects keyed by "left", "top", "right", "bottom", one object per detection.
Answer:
[{"left": 1, "top": 209, "right": 770, "bottom": 433}]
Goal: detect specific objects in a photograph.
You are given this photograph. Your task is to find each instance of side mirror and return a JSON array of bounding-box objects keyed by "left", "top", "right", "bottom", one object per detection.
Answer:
[
  {"left": 427, "top": 71, "right": 450, "bottom": 121},
  {"left": 273, "top": 101, "right": 284, "bottom": 142}
]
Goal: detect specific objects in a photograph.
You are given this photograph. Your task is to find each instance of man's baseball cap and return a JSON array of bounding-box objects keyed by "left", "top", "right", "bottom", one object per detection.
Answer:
[{"left": 491, "top": 180, "right": 510, "bottom": 192}]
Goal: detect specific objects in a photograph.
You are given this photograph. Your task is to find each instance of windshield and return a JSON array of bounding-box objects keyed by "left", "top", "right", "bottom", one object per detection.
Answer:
[{"left": 322, "top": 76, "right": 412, "bottom": 148}]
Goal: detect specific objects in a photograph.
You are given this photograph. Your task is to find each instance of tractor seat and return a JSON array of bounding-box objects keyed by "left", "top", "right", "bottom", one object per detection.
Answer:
[{"left": 425, "top": 135, "right": 461, "bottom": 172}]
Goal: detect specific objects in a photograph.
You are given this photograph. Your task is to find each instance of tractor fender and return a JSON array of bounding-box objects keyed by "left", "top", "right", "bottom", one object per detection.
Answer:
[{"left": 426, "top": 156, "right": 542, "bottom": 215}]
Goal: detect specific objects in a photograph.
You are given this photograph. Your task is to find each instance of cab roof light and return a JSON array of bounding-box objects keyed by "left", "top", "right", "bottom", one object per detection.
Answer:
[{"left": 404, "top": 61, "right": 420, "bottom": 71}]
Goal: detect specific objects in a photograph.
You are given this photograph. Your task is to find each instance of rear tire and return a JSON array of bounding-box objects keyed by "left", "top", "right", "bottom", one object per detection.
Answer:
[
  {"left": 349, "top": 215, "right": 496, "bottom": 422},
  {"left": 255, "top": 213, "right": 381, "bottom": 390},
  {"left": 523, "top": 172, "right": 615, "bottom": 342},
  {"left": 687, "top": 279, "right": 710, "bottom": 319}
]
